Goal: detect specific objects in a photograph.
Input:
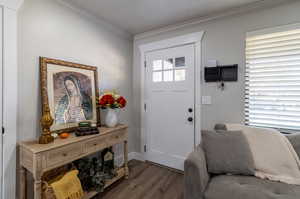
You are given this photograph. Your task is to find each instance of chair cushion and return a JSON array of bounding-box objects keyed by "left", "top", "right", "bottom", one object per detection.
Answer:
[{"left": 205, "top": 175, "right": 300, "bottom": 199}]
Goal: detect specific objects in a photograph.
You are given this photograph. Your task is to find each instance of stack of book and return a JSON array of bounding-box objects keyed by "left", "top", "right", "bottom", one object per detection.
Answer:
[{"left": 75, "top": 122, "right": 99, "bottom": 136}]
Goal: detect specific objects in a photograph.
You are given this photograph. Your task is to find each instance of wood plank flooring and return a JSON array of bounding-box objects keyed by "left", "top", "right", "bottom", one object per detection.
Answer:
[{"left": 94, "top": 160, "right": 184, "bottom": 199}]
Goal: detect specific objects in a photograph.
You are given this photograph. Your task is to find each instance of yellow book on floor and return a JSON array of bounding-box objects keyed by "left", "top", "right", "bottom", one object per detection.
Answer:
[{"left": 50, "top": 170, "right": 84, "bottom": 199}]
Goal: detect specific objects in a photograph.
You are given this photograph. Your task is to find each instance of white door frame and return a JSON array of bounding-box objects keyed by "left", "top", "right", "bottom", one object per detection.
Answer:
[
  {"left": 139, "top": 31, "right": 205, "bottom": 160},
  {"left": 0, "top": 1, "right": 23, "bottom": 199}
]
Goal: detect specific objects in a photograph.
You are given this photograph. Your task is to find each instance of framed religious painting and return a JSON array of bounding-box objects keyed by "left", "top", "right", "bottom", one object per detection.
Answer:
[{"left": 40, "top": 57, "right": 100, "bottom": 132}]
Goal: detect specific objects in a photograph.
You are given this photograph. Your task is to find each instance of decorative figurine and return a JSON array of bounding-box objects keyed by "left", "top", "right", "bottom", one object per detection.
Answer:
[
  {"left": 101, "top": 147, "right": 115, "bottom": 172},
  {"left": 39, "top": 104, "right": 54, "bottom": 144}
]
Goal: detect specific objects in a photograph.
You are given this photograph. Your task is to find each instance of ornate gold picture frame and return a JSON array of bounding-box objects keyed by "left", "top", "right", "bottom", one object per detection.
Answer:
[{"left": 40, "top": 57, "right": 100, "bottom": 132}]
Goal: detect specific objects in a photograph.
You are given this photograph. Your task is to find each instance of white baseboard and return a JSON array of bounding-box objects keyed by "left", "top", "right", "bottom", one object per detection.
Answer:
[
  {"left": 115, "top": 152, "right": 144, "bottom": 167},
  {"left": 129, "top": 152, "right": 145, "bottom": 162}
]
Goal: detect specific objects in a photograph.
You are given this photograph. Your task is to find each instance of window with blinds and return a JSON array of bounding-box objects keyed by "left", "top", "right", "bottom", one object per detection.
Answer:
[{"left": 245, "top": 27, "right": 300, "bottom": 132}]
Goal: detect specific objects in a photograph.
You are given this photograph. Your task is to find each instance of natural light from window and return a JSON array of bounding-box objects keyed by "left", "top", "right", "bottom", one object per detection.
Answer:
[
  {"left": 152, "top": 57, "right": 186, "bottom": 83},
  {"left": 245, "top": 26, "right": 300, "bottom": 131}
]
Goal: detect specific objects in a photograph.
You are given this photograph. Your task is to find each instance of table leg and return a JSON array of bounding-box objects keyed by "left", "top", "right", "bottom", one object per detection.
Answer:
[
  {"left": 34, "top": 180, "right": 42, "bottom": 199},
  {"left": 19, "top": 166, "right": 26, "bottom": 199},
  {"left": 124, "top": 140, "right": 129, "bottom": 179}
]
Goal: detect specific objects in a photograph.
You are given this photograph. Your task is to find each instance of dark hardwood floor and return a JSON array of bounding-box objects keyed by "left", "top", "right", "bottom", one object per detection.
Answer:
[{"left": 95, "top": 160, "right": 184, "bottom": 199}]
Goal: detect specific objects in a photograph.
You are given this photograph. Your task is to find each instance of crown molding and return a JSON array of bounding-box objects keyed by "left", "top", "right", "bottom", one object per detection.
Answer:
[
  {"left": 134, "top": 0, "right": 296, "bottom": 41},
  {"left": 0, "top": 0, "right": 24, "bottom": 10},
  {"left": 57, "top": 0, "right": 133, "bottom": 41}
]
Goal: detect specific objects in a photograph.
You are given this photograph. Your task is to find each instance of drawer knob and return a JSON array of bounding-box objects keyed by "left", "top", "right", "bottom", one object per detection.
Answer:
[
  {"left": 62, "top": 153, "right": 67, "bottom": 157},
  {"left": 93, "top": 143, "right": 98, "bottom": 146}
]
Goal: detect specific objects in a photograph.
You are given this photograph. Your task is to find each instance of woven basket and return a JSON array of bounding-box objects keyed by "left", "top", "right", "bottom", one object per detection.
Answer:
[
  {"left": 42, "top": 165, "right": 74, "bottom": 199},
  {"left": 42, "top": 183, "right": 56, "bottom": 199}
]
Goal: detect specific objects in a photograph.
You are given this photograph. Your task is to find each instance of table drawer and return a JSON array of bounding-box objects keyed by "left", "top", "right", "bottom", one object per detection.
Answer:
[
  {"left": 106, "top": 130, "right": 127, "bottom": 145},
  {"left": 46, "top": 143, "right": 83, "bottom": 167},
  {"left": 85, "top": 137, "right": 108, "bottom": 152},
  {"left": 85, "top": 130, "right": 127, "bottom": 153}
]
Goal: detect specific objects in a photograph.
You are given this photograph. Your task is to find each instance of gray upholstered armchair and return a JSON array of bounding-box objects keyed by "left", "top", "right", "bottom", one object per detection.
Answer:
[{"left": 184, "top": 132, "right": 300, "bottom": 199}]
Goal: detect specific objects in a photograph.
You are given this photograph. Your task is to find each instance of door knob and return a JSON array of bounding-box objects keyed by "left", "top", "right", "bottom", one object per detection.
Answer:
[
  {"left": 188, "top": 108, "right": 193, "bottom": 113},
  {"left": 188, "top": 117, "right": 193, "bottom": 122}
]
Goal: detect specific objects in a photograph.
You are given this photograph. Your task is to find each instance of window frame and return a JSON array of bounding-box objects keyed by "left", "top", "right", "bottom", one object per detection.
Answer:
[
  {"left": 151, "top": 57, "right": 187, "bottom": 83},
  {"left": 245, "top": 23, "right": 300, "bottom": 134}
]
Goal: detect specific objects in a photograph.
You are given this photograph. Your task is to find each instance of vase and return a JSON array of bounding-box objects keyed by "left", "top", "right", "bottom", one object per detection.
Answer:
[{"left": 104, "top": 108, "right": 119, "bottom": 127}]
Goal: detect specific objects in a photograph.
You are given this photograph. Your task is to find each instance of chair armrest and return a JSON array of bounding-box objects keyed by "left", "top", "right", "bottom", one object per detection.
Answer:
[
  {"left": 286, "top": 133, "right": 300, "bottom": 158},
  {"left": 184, "top": 145, "right": 210, "bottom": 199}
]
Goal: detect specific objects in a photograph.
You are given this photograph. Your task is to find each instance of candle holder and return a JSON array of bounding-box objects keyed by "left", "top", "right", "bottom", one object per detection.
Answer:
[{"left": 39, "top": 104, "right": 54, "bottom": 144}]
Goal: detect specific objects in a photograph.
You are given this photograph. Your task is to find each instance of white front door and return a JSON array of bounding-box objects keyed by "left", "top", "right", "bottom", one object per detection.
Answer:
[{"left": 145, "top": 44, "right": 195, "bottom": 170}]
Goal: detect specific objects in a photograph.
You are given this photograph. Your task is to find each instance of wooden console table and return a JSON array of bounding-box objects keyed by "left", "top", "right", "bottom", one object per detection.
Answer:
[{"left": 19, "top": 125, "right": 129, "bottom": 199}]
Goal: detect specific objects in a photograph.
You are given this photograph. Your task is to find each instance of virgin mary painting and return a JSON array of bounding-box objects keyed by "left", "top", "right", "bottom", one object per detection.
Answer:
[
  {"left": 41, "top": 57, "right": 99, "bottom": 132},
  {"left": 54, "top": 73, "right": 93, "bottom": 124}
]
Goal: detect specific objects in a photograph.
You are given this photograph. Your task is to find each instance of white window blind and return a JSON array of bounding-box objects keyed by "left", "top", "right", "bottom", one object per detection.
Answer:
[{"left": 245, "top": 26, "right": 300, "bottom": 131}]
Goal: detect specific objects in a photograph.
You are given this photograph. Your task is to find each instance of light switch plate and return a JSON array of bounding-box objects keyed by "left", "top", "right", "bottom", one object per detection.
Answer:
[{"left": 202, "top": 96, "right": 212, "bottom": 105}]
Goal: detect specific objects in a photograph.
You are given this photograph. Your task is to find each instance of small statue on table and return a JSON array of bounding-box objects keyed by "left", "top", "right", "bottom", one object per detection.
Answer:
[{"left": 39, "top": 104, "right": 54, "bottom": 144}]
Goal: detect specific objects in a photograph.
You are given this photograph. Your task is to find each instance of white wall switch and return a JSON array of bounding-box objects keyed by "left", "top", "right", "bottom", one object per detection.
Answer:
[{"left": 202, "top": 96, "right": 212, "bottom": 105}]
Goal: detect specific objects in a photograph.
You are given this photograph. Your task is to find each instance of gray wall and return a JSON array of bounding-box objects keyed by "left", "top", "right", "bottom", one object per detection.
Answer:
[
  {"left": 18, "top": 0, "right": 135, "bottom": 197},
  {"left": 133, "top": 1, "right": 300, "bottom": 152},
  {"left": 18, "top": 0, "right": 136, "bottom": 152}
]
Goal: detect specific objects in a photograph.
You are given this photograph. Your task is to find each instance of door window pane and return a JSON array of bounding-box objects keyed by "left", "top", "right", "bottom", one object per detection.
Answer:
[
  {"left": 175, "top": 57, "right": 185, "bottom": 67},
  {"left": 164, "top": 58, "right": 173, "bottom": 70},
  {"left": 175, "top": 69, "right": 186, "bottom": 81},
  {"left": 153, "top": 60, "right": 162, "bottom": 71},
  {"left": 163, "top": 70, "right": 173, "bottom": 82},
  {"left": 153, "top": 71, "right": 162, "bottom": 82}
]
